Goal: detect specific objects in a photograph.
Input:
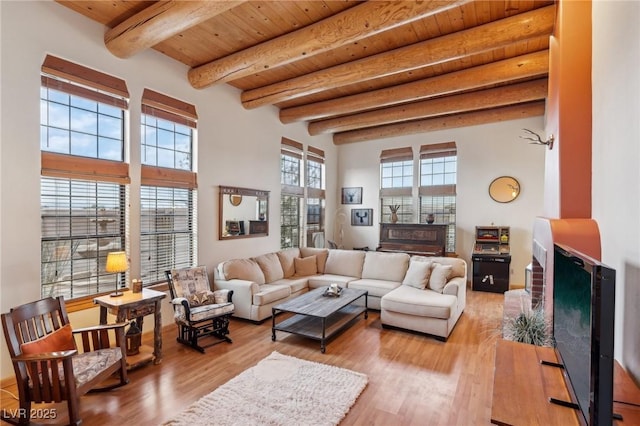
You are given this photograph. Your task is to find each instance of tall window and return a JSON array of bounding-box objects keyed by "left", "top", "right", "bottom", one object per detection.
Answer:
[
  {"left": 40, "top": 55, "right": 130, "bottom": 299},
  {"left": 380, "top": 147, "right": 414, "bottom": 223},
  {"left": 280, "top": 138, "right": 303, "bottom": 248},
  {"left": 140, "top": 89, "right": 197, "bottom": 284},
  {"left": 419, "top": 142, "right": 457, "bottom": 252},
  {"left": 306, "top": 146, "right": 325, "bottom": 248}
]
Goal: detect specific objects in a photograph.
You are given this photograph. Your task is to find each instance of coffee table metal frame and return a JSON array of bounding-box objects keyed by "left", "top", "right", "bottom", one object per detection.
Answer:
[{"left": 271, "top": 287, "right": 368, "bottom": 353}]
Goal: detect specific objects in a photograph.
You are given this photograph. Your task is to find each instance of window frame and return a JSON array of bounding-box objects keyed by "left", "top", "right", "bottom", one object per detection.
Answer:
[
  {"left": 140, "top": 89, "right": 198, "bottom": 285},
  {"left": 40, "top": 55, "right": 130, "bottom": 304}
]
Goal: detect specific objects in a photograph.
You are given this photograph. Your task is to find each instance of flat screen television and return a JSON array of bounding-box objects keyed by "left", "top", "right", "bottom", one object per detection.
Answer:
[{"left": 553, "top": 244, "right": 616, "bottom": 425}]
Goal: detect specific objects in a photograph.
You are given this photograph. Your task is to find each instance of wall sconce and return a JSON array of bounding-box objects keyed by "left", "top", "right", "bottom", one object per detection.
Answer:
[{"left": 520, "top": 128, "right": 554, "bottom": 150}]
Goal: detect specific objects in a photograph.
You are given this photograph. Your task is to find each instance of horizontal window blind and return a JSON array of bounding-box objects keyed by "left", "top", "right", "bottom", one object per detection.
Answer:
[
  {"left": 140, "top": 186, "right": 196, "bottom": 284},
  {"left": 41, "top": 177, "right": 126, "bottom": 299}
]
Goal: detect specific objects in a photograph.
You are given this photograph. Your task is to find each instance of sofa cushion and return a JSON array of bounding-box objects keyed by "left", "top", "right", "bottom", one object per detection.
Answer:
[
  {"left": 361, "top": 251, "right": 409, "bottom": 282},
  {"left": 348, "top": 278, "right": 401, "bottom": 298},
  {"left": 307, "top": 274, "right": 354, "bottom": 289},
  {"left": 324, "top": 249, "right": 365, "bottom": 278},
  {"left": 429, "top": 263, "right": 453, "bottom": 293},
  {"left": 277, "top": 248, "right": 300, "bottom": 278},
  {"left": 222, "top": 258, "right": 265, "bottom": 284},
  {"left": 252, "top": 284, "right": 291, "bottom": 306},
  {"left": 402, "top": 260, "right": 433, "bottom": 289},
  {"left": 271, "top": 277, "right": 309, "bottom": 294},
  {"left": 300, "top": 247, "right": 329, "bottom": 273},
  {"left": 253, "top": 253, "right": 284, "bottom": 283},
  {"left": 294, "top": 255, "right": 317, "bottom": 276},
  {"left": 381, "top": 286, "right": 457, "bottom": 320}
]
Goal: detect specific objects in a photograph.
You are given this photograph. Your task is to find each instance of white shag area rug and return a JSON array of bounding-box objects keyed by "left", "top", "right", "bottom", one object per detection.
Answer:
[{"left": 163, "top": 351, "right": 368, "bottom": 426}]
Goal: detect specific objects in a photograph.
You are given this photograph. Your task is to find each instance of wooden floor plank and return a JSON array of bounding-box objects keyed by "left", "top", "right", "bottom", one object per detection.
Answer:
[{"left": 0, "top": 289, "right": 505, "bottom": 425}]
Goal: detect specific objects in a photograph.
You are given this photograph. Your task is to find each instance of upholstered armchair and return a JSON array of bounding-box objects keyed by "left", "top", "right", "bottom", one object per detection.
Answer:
[
  {"left": 1, "top": 296, "right": 128, "bottom": 425},
  {"left": 165, "top": 266, "right": 234, "bottom": 353}
]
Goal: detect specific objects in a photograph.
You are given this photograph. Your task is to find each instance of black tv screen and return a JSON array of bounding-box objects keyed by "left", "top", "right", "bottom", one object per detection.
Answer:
[{"left": 553, "top": 244, "right": 615, "bottom": 425}]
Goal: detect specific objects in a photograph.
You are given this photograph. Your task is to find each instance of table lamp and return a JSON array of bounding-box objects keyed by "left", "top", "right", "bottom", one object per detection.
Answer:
[{"left": 106, "top": 251, "right": 128, "bottom": 297}]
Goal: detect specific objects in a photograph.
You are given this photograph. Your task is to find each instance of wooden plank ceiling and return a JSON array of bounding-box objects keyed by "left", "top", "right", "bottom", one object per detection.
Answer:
[{"left": 56, "top": 0, "right": 555, "bottom": 144}]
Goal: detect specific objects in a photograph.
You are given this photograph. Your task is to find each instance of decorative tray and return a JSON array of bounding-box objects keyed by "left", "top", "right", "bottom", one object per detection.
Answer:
[{"left": 322, "top": 286, "right": 343, "bottom": 297}]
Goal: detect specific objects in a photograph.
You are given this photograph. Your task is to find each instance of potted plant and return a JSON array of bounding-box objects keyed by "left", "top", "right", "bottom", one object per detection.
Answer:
[{"left": 503, "top": 304, "right": 551, "bottom": 346}]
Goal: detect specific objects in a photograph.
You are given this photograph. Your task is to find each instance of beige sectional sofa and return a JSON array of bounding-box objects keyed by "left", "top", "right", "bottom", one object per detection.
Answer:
[{"left": 213, "top": 247, "right": 467, "bottom": 340}]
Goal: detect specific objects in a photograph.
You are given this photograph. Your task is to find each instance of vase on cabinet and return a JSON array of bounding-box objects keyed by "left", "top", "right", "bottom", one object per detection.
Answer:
[{"left": 391, "top": 212, "right": 398, "bottom": 223}]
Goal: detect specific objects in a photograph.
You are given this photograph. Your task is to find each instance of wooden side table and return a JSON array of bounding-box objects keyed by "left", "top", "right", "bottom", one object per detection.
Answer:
[{"left": 94, "top": 288, "right": 166, "bottom": 369}]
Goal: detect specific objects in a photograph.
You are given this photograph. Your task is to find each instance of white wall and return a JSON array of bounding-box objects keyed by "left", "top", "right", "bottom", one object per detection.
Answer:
[
  {"left": 592, "top": 0, "right": 640, "bottom": 379},
  {"left": 0, "top": 1, "right": 335, "bottom": 379},
  {"left": 336, "top": 117, "right": 547, "bottom": 287}
]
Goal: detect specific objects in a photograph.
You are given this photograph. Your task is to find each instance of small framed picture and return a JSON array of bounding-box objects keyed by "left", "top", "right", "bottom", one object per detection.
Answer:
[
  {"left": 351, "top": 208, "right": 373, "bottom": 226},
  {"left": 341, "top": 187, "right": 362, "bottom": 204}
]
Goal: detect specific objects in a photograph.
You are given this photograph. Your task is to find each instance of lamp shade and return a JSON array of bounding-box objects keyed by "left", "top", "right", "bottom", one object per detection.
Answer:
[{"left": 106, "top": 251, "right": 128, "bottom": 273}]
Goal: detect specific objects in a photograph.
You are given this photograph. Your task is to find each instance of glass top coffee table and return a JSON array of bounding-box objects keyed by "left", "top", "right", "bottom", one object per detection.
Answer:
[{"left": 271, "top": 287, "right": 368, "bottom": 353}]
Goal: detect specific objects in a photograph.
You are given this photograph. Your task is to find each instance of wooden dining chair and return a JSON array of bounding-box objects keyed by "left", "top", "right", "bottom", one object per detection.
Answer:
[{"left": 1, "top": 296, "right": 129, "bottom": 425}]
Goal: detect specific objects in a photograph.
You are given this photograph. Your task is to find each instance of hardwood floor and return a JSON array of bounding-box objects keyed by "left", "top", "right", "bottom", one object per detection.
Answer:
[{"left": 0, "top": 290, "right": 505, "bottom": 425}]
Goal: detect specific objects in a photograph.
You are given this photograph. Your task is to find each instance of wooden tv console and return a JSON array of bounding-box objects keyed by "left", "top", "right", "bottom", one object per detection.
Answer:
[{"left": 492, "top": 339, "right": 640, "bottom": 425}]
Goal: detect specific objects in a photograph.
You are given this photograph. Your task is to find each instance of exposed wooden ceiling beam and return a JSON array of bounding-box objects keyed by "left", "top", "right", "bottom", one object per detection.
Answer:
[
  {"left": 105, "top": 1, "right": 245, "bottom": 59},
  {"left": 241, "top": 5, "right": 555, "bottom": 109},
  {"left": 280, "top": 50, "right": 549, "bottom": 124},
  {"left": 188, "top": 0, "right": 468, "bottom": 89},
  {"left": 333, "top": 101, "right": 546, "bottom": 145},
  {"left": 309, "top": 79, "right": 548, "bottom": 135}
]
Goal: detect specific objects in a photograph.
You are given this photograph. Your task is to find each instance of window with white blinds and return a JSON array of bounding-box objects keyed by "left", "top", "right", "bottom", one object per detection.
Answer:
[
  {"left": 41, "top": 178, "right": 126, "bottom": 299},
  {"left": 305, "top": 146, "right": 325, "bottom": 248},
  {"left": 419, "top": 142, "right": 457, "bottom": 252},
  {"left": 378, "top": 143, "right": 458, "bottom": 253},
  {"left": 380, "top": 147, "right": 413, "bottom": 223},
  {"left": 140, "top": 89, "right": 197, "bottom": 284},
  {"left": 40, "top": 55, "right": 130, "bottom": 299},
  {"left": 281, "top": 138, "right": 303, "bottom": 248},
  {"left": 140, "top": 186, "right": 196, "bottom": 283}
]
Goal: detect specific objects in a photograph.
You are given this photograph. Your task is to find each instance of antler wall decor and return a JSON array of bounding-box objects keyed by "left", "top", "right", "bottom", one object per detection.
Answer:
[{"left": 520, "top": 128, "right": 554, "bottom": 150}]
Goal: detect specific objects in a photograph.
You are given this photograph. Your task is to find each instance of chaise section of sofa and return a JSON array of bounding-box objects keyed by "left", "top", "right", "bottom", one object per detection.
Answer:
[{"left": 380, "top": 256, "right": 467, "bottom": 340}]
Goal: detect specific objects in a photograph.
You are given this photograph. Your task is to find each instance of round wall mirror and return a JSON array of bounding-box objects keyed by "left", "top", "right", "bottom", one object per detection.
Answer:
[
  {"left": 489, "top": 176, "right": 520, "bottom": 203},
  {"left": 229, "top": 194, "right": 242, "bottom": 206}
]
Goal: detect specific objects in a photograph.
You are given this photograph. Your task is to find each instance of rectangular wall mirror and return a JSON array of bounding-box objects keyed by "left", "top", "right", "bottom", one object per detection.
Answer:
[{"left": 219, "top": 186, "right": 269, "bottom": 240}]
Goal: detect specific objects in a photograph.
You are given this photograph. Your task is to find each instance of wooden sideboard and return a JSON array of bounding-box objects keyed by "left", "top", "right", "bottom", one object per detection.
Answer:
[
  {"left": 492, "top": 339, "right": 640, "bottom": 426},
  {"left": 377, "top": 223, "right": 447, "bottom": 256}
]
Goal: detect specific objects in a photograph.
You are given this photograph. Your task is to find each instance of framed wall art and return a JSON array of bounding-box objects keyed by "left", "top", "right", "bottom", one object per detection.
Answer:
[
  {"left": 351, "top": 208, "right": 373, "bottom": 226},
  {"left": 341, "top": 187, "right": 362, "bottom": 204}
]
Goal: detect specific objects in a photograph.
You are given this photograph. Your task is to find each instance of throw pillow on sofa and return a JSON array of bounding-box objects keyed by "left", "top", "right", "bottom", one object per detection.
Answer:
[
  {"left": 429, "top": 263, "right": 453, "bottom": 293},
  {"left": 402, "top": 260, "right": 432, "bottom": 289},
  {"left": 276, "top": 248, "right": 300, "bottom": 278},
  {"left": 299, "top": 247, "right": 329, "bottom": 273},
  {"left": 253, "top": 253, "right": 285, "bottom": 283},
  {"left": 294, "top": 255, "right": 318, "bottom": 276},
  {"left": 222, "top": 258, "right": 266, "bottom": 284}
]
